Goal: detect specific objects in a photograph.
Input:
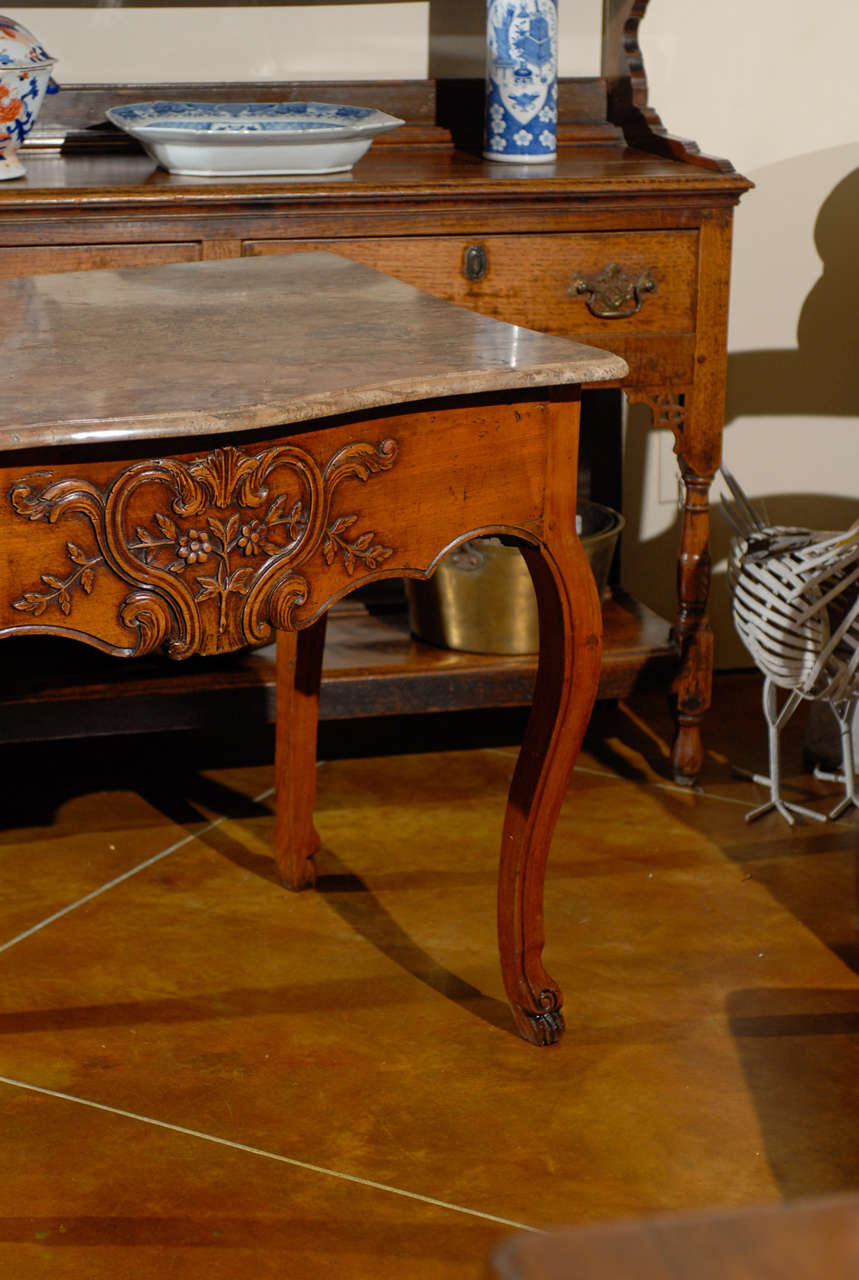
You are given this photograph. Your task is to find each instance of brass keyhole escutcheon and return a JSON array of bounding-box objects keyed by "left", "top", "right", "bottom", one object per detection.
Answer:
[{"left": 463, "top": 243, "right": 488, "bottom": 283}]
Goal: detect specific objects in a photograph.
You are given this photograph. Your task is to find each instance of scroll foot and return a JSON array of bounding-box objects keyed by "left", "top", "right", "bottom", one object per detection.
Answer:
[{"left": 512, "top": 998, "right": 566, "bottom": 1047}]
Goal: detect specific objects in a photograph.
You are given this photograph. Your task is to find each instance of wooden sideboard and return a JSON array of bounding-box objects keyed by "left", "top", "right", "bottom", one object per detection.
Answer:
[{"left": 0, "top": 0, "right": 751, "bottom": 780}]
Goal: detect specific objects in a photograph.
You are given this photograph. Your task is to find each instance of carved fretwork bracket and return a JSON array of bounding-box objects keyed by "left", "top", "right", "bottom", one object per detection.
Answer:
[
  {"left": 627, "top": 389, "right": 687, "bottom": 448},
  {"left": 9, "top": 437, "right": 399, "bottom": 657}
]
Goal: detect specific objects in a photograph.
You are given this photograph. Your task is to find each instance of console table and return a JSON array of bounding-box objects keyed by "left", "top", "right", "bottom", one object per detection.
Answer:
[
  {"left": 0, "top": 251, "right": 625, "bottom": 1044},
  {"left": 0, "top": 0, "right": 752, "bottom": 781}
]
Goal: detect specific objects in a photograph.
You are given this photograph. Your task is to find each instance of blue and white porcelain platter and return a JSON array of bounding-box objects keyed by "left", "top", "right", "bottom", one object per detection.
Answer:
[{"left": 105, "top": 101, "right": 405, "bottom": 176}]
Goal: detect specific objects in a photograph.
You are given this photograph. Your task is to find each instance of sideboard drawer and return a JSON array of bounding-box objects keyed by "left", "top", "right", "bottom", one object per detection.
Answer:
[
  {"left": 243, "top": 231, "right": 697, "bottom": 338},
  {"left": 0, "top": 242, "right": 201, "bottom": 278}
]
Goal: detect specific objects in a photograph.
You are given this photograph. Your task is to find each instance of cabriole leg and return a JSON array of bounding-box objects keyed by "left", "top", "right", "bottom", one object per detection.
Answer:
[{"left": 498, "top": 534, "right": 602, "bottom": 1046}]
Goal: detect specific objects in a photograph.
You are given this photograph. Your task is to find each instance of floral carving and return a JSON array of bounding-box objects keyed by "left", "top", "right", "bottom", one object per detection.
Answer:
[
  {"left": 322, "top": 515, "right": 394, "bottom": 576},
  {"left": 13, "top": 540, "right": 99, "bottom": 618},
  {"left": 9, "top": 437, "right": 399, "bottom": 656}
]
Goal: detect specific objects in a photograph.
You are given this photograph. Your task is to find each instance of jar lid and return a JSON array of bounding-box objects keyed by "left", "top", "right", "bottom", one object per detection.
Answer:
[{"left": 0, "top": 14, "right": 55, "bottom": 70}]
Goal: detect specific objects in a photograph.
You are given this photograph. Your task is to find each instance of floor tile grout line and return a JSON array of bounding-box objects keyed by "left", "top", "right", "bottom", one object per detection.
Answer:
[
  {"left": 486, "top": 749, "right": 859, "bottom": 824},
  {"left": 570, "top": 764, "right": 757, "bottom": 809},
  {"left": 0, "top": 786, "right": 275, "bottom": 956},
  {"left": 569, "top": 762, "right": 859, "bottom": 823},
  {"left": 0, "top": 1074, "right": 537, "bottom": 1234},
  {"left": 484, "top": 748, "right": 757, "bottom": 809}
]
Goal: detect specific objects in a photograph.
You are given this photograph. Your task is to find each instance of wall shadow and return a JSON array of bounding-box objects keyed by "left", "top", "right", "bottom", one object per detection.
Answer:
[
  {"left": 428, "top": 0, "right": 485, "bottom": 79},
  {"left": 620, "top": 390, "right": 859, "bottom": 641},
  {"left": 620, "top": 163, "right": 859, "bottom": 654},
  {"left": 725, "top": 165, "right": 859, "bottom": 426}
]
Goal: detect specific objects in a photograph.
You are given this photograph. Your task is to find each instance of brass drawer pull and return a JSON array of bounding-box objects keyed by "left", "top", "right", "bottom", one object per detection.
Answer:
[
  {"left": 462, "top": 243, "right": 488, "bottom": 282},
  {"left": 570, "top": 262, "right": 656, "bottom": 318}
]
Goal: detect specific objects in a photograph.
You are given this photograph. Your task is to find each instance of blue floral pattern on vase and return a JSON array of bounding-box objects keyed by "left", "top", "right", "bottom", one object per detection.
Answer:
[{"left": 485, "top": 0, "right": 558, "bottom": 164}]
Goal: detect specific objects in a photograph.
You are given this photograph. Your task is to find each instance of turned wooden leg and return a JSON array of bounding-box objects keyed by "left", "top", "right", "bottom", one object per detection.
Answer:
[
  {"left": 272, "top": 614, "right": 328, "bottom": 890},
  {"left": 671, "top": 461, "right": 715, "bottom": 785},
  {"left": 498, "top": 533, "right": 603, "bottom": 1046}
]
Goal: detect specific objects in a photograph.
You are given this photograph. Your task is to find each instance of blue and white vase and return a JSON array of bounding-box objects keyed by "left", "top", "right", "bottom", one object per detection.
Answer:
[{"left": 484, "top": 0, "right": 558, "bottom": 164}]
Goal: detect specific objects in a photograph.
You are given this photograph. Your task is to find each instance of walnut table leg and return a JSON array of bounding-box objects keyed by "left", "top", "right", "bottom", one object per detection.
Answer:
[
  {"left": 497, "top": 532, "right": 603, "bottom": 1046},
  {"left": 273, "top": 615, "right": 328, "bottom": 890}
]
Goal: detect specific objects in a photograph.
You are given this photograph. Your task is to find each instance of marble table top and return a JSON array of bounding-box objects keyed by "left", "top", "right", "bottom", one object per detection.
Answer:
[{"left": 0, "top": 251, "right": 627, "bottom": 452}]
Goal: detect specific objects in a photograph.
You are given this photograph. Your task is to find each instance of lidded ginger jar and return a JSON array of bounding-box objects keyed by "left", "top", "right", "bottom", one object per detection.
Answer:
[{"left": 0, "top": 14, "right": 56, "bottom": 179}]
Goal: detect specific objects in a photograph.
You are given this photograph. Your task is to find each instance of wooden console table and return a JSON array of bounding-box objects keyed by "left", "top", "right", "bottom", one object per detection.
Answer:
[
  {"left": 0, "top": 252, "right": 625, "bottom": 1043},
  {"left": 0, "top": 0, "right": 752, "bottom": 781}
]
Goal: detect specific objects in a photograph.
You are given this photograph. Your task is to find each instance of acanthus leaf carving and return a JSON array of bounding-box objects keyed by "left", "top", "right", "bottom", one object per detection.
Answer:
[{"left": 8, "top": 437, "right": 399, "bottom": 656}]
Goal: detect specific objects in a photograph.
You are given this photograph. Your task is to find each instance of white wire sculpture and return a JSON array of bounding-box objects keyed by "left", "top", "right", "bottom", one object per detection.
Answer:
[{"left": 721, "top": 466, "right": 859, "bottom": 824}]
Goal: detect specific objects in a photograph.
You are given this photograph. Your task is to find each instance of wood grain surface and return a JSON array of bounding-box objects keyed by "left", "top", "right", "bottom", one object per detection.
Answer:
[
  {"left": 0, "top": 45, "right": 753, "bottom": 783},
  {"left": 0, "top": 253, "right": 611, "bottom": 1041}
]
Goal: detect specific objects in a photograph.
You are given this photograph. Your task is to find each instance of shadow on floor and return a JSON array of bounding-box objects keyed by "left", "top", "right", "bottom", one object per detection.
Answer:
[
  {"left": 0, "top": 1213, "right": 486, "bottom": 1255},
  {"left": 202, "top": 818, "right": 518, "bottom": 1039},
  {"left": 0, "top": 707, "right": 532, "bottom": 832},
  {"left": 728, "top": 987, "right": 859, "bottom": 1198},
  {"left": 584, "top": 688, "right": 859, "bottom": 973}
]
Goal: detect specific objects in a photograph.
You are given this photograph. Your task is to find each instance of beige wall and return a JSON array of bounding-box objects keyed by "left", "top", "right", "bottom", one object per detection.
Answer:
[
  {"left": 16, "top": 2, "right": 600, "bottom": 82},
  {"left": 14, "top": 5, "right": 431, "bottom": 81},
  {"left": 16, "top": 1, "right": 859, "bottom": 667},
  {"left": 628, "top": 0, "right": 859, "bottom": 667}
]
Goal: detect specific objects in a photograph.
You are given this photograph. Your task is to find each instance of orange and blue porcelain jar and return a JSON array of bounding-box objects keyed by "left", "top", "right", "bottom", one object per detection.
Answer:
[
  {"left": 0, "top": 13, "right": 57, "bottom": 180},
  {"left": 484, "top": 0, "right": 557, "bottom": 164}
]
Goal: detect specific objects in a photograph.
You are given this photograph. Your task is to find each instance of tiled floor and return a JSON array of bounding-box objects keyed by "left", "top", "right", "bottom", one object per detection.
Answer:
[{"left": 1, "top": 673, "right": 857, "bottom": 1276}]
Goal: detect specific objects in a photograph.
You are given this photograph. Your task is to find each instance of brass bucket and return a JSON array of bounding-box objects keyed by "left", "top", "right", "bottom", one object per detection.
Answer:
[{"left": 405, "top": 501, "right": 624, "bottom": 655}]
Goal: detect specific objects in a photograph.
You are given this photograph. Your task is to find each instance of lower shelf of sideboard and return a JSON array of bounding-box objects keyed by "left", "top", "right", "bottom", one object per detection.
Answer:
[{"left": 0, "top": 588, "right": 677, "bottom": 745}]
